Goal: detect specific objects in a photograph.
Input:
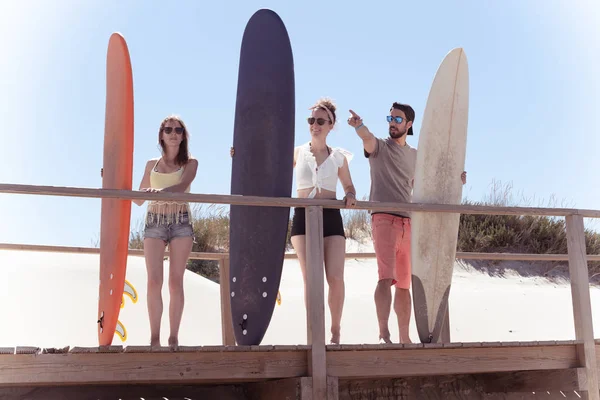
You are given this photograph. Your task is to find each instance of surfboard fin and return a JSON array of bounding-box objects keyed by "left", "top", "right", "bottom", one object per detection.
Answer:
[
  {"left": 115, "top": 320, "right": 127, "bottom": 342},
  {"left": 123, "top": 280, "right": 138, "bottom": 304}
]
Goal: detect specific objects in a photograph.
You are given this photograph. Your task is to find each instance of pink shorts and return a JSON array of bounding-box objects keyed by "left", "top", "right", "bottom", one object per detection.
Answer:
[{"left": 371, "top": 213, "right": 411, "bottom": 289}]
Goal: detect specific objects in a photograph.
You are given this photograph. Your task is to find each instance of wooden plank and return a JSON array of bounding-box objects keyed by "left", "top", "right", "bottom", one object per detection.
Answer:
[
  {"left": 0, "top": 350, "right": 308, "bottom": 386},
  {"left": 299, "top": 378, "right": 313, "bottom": 400},
  {"left": 274, "top": 345, "right": 311, "bottom": 351},
  {"left": 443, "top": 342, "right": 464, "bottom": 348},
  {"left": 480, "top": 342, "right": 503, "bottom": 348},
  {"left": 512, "top": 341, "right": 538, "bottom": 347},
  {"left": 424, "top": 343, "right": 445, "bottom": 349},
  {"left": 122, "top": 345, "right": 172, "bottom": 353},
  {"left": 327, "top": 344, "right": 578, "bottom": 378},
  {"left": 332, "top": 341, "right": 579, "bottom": 351},
  {"left": 305, "top": 206, "right": 327, "bottom": 399},
  {"left": 4, "top": 241, "right": 600, "bottom": 263},
  {"left": 219, "top": 257, "right": 236, "bottom": 345},
  {"left": 461, "top": 342, "right": 483, "bottom": 348},
  {"left": 327, "top": 376, "right": 339, "bottom": 400},
  {"left": 480, "top": 368, "right": 585, "bottom": 392},
  {"left": 69, "top": 346, "right": 123, "bottom": 353},
  {"left": 455, "top": 252, "right": 600, "bottom": 262},
  {"left": 245, "top": 377, "right": 311, "bottom": 400},
  {"left": 0, "top": 243, "right": 224, "bottom": 261},
  {"left": 0, "top": 372, "right": 583, "bottom": 400},
  {"left": 0, "top": 384, "right": 245, "bottom": 400},
  {"left": 566, "top": 214, "right": 600, "bottom": 400},
  {"left": 2, "top": 183, "right": 600, "bottom": 218},
  {"left": 124, "top": 344, "right": 291, "bottom": 353},
  {"left": 337, "top": 371, "right": 584, "bottom": 399},
  {"left": 14, "top": 347, "right": 39, "bottom": 355},
  {"left": 40, "top": 347, "right": 70, "bottom": 354}
]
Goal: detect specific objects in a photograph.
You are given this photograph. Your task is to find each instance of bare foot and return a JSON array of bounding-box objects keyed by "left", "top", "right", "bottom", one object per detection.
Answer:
[
  {"left": 379, "top": 328, "right": 392, "bottom": 344},
  {"left": 330, "top": 327, "right": 341, "bottom": 345},
  {"left": 379, "top": 336, "right": 392, "bottom": 344},
  {"left": 399, "top": 331, "right": 412, "bottom": 344},
  {"left": 168, "top": 337, "right": 179, "bottom": 351},
  {"left": 330, "top": 334, "right": 340, "bottom": 345},
  {"left": 150, "top": 337, "right": 160, "bottom": 349}
]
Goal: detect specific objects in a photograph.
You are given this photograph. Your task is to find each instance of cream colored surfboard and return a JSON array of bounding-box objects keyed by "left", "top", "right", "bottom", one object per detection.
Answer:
[{"left": 411, "top": 48, "right": 469, "bottom": 343}]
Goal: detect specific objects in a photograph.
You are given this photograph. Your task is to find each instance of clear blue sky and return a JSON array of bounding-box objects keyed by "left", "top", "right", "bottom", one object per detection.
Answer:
[{"left": 1, "top": 0, "right": 599, "bottom": 247}]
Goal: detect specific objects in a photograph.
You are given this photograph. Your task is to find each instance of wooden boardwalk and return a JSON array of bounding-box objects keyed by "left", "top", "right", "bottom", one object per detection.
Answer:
[
  {"left": 0, "top": 184, "right": 599, "bottom": 398},
  {"left": 0, "top": 340, "right": 599, "bottom": 399}
]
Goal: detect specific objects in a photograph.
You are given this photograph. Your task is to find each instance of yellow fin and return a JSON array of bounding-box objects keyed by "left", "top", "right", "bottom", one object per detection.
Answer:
[
  {"left": 115, "top": 320, "right": 127, "bottom": 342},
  {"left": 123, "top": 280, "right": 138, "bottom": 304},
  {"left": 276, "top": 291, "right": 282, "bottom": 306}
]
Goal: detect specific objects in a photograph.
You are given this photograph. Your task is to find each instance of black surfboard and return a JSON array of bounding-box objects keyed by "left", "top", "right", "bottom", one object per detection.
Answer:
[{"left": 229, "top": 9, "right": 295, "bottom": 345}]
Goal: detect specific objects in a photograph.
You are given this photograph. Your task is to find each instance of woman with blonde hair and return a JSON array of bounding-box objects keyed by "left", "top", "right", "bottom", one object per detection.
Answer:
[{"left": 134, "top": 115, "right": 198, "bottom": 349}]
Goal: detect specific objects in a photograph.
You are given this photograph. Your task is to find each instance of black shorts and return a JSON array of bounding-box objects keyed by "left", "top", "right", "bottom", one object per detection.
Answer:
[{"left": 290, "top": 207, "right": 345, "bottom": 238}]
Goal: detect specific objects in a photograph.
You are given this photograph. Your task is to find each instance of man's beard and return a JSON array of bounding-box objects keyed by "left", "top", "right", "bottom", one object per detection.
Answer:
[{"left": 389, "top": 126, "right": 406, "bottom": 139}]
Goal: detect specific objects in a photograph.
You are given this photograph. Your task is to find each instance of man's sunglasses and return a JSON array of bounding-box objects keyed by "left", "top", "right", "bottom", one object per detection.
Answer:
[
  {"left": 163, "top": 127, "right": 184, "bottom": 134},
  {"left": 386, "top": 116, "right": 404, "bottom": 124},
  {"left": 307, "top": 117, "right": 330, "bottom": 126}
]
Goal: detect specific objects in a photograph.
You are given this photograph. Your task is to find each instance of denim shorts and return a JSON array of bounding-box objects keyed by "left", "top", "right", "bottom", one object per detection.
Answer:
[{"left": 143, "top": 211, "right": 194, "bottom": 243}]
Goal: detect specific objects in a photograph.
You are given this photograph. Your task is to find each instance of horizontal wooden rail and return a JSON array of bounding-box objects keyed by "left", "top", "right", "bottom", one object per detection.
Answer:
[
  {"left": 2, "top": 183, "right": 600, "bottom": 217},
  {"left": 2, "top": 243, "right": 600, "bottom": 262},
  {"left": 0, "top": 243, "right": 226, "bottom": 261},
  {"left": 286, "top": 251, "right": 600, "bottom": 262}
]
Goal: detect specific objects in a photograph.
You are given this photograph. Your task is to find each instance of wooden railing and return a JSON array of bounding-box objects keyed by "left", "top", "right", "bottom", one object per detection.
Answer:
[{"left": 0, "top": 182, "right": 599, "bottom": 399}]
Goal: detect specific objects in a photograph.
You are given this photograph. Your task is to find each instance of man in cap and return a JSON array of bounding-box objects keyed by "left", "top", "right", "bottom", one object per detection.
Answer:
[{"left": 347, "top": 102, "right": 466, "bottom": 343}]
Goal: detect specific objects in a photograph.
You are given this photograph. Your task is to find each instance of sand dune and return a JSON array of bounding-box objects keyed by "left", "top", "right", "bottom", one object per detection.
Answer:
[{"left": 1, "top": 242, "right": 599, "bottom": 348}]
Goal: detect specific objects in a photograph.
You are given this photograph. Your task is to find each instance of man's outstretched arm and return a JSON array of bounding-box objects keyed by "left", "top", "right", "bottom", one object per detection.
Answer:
[{"left": 347, "top": 109, "right": 377, "bottom": 155}]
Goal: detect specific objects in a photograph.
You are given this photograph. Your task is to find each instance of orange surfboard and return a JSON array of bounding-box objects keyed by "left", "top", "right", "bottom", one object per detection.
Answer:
[{"left": 97, "top": 32, "right": 134, "bottom": 346}]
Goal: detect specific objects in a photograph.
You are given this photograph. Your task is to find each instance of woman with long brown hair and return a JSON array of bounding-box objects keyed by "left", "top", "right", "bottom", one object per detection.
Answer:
[{"left": 134, "top": 115, "right": 198, "bottom": 350}]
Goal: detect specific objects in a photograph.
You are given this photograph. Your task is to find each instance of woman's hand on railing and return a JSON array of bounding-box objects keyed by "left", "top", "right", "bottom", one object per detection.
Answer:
[{"left": 343, "top": 192, "right": 357, "bottom": 208}]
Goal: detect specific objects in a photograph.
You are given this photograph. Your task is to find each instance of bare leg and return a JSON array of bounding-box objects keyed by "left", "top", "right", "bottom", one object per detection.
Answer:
[
  {"left": 291, "top": 235, "right": 307, "bottom": 308},
  {"left": 394, "top": 287, "right": 412, "bottom": 343},
  {"left": 324, "top": 236, "right": 345, "bottom": 344},
  {"left": 374, "top": 279, "right": 393, "bottom": 343},
  {"left": 144, "top": 238, "right": 166, "bottom": 347},
  {"left": 167, "top": 236, "right": 193, "bottom": 350}
]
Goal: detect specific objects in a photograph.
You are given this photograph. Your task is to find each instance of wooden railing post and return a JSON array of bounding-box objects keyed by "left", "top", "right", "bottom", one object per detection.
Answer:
[
  {"left": 565, "top": 214, "right": 599, "bottom": 399},
  {"left": 219, "top": 256, "right": 236, "bottom": 346},
  {"left": 305, "top": 206, "right": 327, "bottom": 399}
]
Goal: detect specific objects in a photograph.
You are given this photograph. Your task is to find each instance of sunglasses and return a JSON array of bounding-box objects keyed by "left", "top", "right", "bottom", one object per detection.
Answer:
[
  {"left": 163, "top": 127, "right": 184, "bottom": 134},
  {"left": 307, "top": 117, "right": 331, "bottom": 126},
  {"left": 386, "top": 116, "right": 404, "bottom": 124}
]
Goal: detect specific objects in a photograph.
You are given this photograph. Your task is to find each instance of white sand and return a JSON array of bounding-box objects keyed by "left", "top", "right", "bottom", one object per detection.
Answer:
[{"left": 1, "top": 240, "right": 599, "bottom": 348}]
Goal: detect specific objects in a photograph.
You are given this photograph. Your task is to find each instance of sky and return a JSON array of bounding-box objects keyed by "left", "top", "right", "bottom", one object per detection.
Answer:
[{"left": 0, "top": 0, "right": 599, "bottom": 247}]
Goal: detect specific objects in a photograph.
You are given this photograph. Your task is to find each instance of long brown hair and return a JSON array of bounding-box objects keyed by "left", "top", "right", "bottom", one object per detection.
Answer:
[{"left": 158, "top": 115, "right": 190, "bottom": 166}]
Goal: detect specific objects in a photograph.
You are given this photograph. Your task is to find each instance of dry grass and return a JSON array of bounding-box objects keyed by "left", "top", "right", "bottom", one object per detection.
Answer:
[
  {"left": 186, "top": 204, "right": 230, "bottom": 283},
  {"left": 127, "top": 180, "right": 600, "bottom": 281},
  {"left": 458, "top": 179, "right": 600, "bottom": 280}
]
